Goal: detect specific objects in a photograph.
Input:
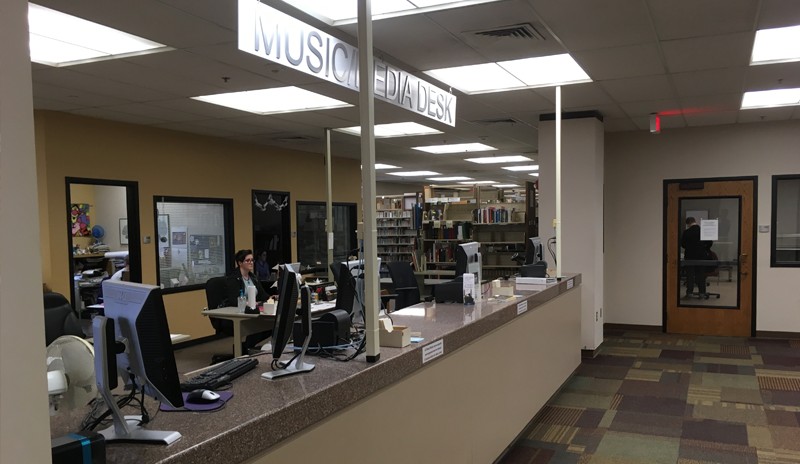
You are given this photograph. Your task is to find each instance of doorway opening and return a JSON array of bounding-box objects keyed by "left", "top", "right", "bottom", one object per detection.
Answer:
[{"left": 65, "top": 177, "right": 141, "bottom": 310}]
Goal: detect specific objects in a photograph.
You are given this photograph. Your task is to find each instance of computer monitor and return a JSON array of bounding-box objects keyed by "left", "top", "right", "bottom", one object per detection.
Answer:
[
  {"left": 455, "top": 241, "right": 481, "bottom": 277},
  {"left": 525, "top": 237, "right": 544, "bottom": 265},
  {"left": 93, "top": 280, "right": 182, "bottom": 444},
  {"left": 262, "top": 267, "right": 315, "bottom": 380},
  {"left": 334, "top": 262, "right": 355, "bottom": 314}
]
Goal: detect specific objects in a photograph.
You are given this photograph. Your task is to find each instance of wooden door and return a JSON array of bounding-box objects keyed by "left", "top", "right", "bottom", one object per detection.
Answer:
[{"left": 665, "top": 178, "right": 755, "bottom": 336}]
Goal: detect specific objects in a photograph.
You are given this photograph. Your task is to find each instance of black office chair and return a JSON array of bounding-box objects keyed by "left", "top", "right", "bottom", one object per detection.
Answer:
[
  {"left": 205, "top": 277, "right": 236, "bottom": 364},
  {"left": 386, "top": 262, "right": 423, "bottom": 311},
  {"left": 44, "top": 292, "right": 84, "bottom": 346}
]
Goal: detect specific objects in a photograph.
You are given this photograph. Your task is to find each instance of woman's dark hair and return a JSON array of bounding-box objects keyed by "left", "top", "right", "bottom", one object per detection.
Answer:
[{"left": 235, "top": 249, "right": 253, "bottom": 266}]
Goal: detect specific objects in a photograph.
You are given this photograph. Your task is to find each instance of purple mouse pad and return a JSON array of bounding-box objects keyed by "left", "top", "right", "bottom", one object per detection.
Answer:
[{"left": 159, "top": 391, "right": 234, "bottom": 412}]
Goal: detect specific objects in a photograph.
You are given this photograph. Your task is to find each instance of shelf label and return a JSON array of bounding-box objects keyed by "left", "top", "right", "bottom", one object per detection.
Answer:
[
  {"left": 567, "top": 279, "right": 574, "bottom": 290},
  {"left": 422, "top": 339, "right": 444, "bottom": 364},
  {"left": 517, "top": 300, "right": 528, "bottom": 315}
]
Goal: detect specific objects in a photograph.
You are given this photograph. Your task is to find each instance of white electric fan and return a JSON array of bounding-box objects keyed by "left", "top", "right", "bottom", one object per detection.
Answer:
[{"left": 46, "top": 335, "right": 97, "bottom": 415}]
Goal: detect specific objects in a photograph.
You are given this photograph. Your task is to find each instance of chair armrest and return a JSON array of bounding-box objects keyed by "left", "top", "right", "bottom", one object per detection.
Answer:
[{"left": 394, "top": 286, "right": 418, "bottom": 292}]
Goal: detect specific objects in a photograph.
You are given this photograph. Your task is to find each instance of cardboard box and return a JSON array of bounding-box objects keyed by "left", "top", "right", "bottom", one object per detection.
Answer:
[{"left": 380, "top": 325, "right": 410, "bottom": 348}]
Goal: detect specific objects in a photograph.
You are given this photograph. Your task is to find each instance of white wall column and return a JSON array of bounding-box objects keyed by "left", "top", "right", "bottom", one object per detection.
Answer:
[
  {"left": 0, "top": 0, "right": 51, "bottom": 461},
  {"left": 539, "top": 114, "right": 605, "bottom": 351}
]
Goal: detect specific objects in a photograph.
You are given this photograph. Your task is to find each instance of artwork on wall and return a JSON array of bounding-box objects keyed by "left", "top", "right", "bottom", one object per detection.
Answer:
[
  {"left": 119, "top": 218, "right": 129, "bottom": 245},
  {"left": 71, "top": 203, "right": 91, "bottom": 237}
]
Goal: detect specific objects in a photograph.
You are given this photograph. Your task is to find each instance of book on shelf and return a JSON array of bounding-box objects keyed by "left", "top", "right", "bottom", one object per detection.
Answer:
[{"left": 472, "top": 207, "right": 513, "bottom": 224}]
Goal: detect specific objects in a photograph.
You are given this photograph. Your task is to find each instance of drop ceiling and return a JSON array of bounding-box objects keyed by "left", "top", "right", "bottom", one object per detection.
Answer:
[{"left": 29, "top": 0, "right": 800, "bottom": 185}]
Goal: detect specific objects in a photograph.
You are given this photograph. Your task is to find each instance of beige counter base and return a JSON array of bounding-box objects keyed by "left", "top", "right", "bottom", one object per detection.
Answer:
[{"left": 249, "top": 289, "right": 580, "bottom": 464}]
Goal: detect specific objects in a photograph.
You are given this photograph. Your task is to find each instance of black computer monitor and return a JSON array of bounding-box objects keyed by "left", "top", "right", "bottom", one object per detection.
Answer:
[
  {"left": 334, "top": 262, "right": 355, "bottom": 314},
  {"left": 525, "top": 237, "right": 544, "bottom": 265},
  {"left": 93, "top": 280, "right": 183, "bottom": 444},
  {"left": 262, "top": 267, "right": 315, "bottom": 380},
  {"left": 455, "top": 241, "right": 481, "bottom": 277}
]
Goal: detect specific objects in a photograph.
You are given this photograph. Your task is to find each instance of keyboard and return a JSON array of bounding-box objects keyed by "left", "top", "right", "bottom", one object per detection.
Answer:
[{"left": 180, "top": 357, "right": 259, "bottom": 391}]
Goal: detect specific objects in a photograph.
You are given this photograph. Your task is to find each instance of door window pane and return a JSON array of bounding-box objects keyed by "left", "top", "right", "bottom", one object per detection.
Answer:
[
  {"left": 772, "top": 175, "right": 800, "bottom": 266},
  {"left": 678, "top": 197, "right": 740, "bottom": 308},
  {"left": 296, "top": 202, "right": 356, "bottom": 272}
]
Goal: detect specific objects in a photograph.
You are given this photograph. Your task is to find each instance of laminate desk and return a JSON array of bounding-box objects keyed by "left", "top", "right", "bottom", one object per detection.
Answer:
[
  {"left": 51, "top": 275, "right": 582, "bottom": 464},
  {"left": 202, "top": 302, "right": 336, "bottom": 357}
]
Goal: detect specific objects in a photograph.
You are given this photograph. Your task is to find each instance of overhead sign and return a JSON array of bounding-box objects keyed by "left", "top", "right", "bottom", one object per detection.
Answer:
[{"left": 237, "top": 0, "right": 457, "bottom": 126}]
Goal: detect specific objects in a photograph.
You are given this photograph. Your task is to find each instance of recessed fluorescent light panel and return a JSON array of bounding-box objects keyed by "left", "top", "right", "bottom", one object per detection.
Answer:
[
  {"left": 741, "top": 88, "right": 800, "bottom": 109},
  {"left": 751, "top": 25, "right": 800, "bottom": 65},
  {"left": 425, "top": 54, "right": 590, "bottom": 95},
  {"left": 192, "top": 87, "right": 351, "bottom": 115},
  {"left": 458, "top": 180, "right": 496, "bottom": 184},
  {"left": 281, "top": 0, "right": 503, "bottom": 25},
  {"left": 502, "top": 164, "right": 539, "bottom": 171},
  {"left": 374, "top": 164, "right": 400, "bottom": 170},
  {"left": 465, "top": 155, "right": 532, "bottom": 164},
  {"left": 388, "top": 171, "right": 441, "bottom": 177},
  {"left": 412, "top": 143, "right": 496, "bottom": 154},
  {"left": 337, "top": 122, "right": 442, "bottom": 138},
  {"left": 493, "top": 184, "right": 519, "bottom": 188},
  {"left": 28, "top": 3, "right": 169, "bottom": 66},
  {"left": 529, "top": 172, "right": 540, "bottom": 177},
  {"left": 427, "top": 176, "right": 473, "bottom": 181}
]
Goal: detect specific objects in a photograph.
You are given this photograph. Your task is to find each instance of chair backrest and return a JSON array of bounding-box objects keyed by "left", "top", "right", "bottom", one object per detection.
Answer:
[
  {"left": 329, "top": 262, "right": 341, "bottom": 283},
  {"left": 387, "top": 261, "right": 421, "bottom": 310},
  {"left": 43, "top": 292, "right": 83, "bottom": 346},
  {"left": 205, "top": 277, "right": 233, "bottom": 334}
]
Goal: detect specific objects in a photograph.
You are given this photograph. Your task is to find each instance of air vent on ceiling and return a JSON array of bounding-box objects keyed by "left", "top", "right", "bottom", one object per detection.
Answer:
[
  {"left": 470, "top": 23, "right": 545, "bottom": 40},
  {"left": 272, "top": 135, "right": 318, "bottom": 144},
  {"left": 471, "top": 117, "right": 524, "bottom": 126}
]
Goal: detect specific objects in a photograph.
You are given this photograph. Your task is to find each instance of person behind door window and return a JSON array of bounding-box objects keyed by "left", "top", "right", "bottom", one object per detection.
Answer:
[
  {"left": 681, "top": 217, "right": 712, "bottom": 298},
  {"left": 254, "top": 249, "right": 271, "bottom": 281},
  {"left": 227, "top": 249, "right": 269, "bottom": 352}
]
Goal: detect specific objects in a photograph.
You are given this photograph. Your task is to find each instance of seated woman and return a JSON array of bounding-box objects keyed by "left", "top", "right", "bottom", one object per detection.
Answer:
[{"left": 226, "top": 249, "right": 270, "bottom": 353}]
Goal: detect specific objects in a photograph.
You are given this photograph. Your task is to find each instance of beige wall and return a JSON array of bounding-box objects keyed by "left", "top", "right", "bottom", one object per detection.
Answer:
[
  {"left": 36, "top": 111, "right": 362, "bottom": 338},
  {"left": 605, "top": 119, "right": 800, "bottom": 332}
]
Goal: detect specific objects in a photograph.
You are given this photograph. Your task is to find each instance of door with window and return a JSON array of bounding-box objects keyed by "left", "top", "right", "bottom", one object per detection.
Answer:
[{"left": 664, "top": 178, "right": 756, "bottom": 336}]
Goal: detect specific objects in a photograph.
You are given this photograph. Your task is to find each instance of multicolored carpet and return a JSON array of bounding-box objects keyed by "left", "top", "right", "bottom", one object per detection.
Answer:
[{"left": 498, "top": 330, "right": 800, "bottom": 464}]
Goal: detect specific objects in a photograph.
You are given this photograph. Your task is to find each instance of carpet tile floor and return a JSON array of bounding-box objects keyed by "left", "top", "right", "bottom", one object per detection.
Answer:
[{"left": 498, "top": 331, "right": 800, "bottom": 464}]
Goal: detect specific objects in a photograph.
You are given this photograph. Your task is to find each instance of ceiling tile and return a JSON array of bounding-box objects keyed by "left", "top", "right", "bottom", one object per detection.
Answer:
[
  {"left": 533, "top": 82, "right": 614, "bottom": 108},
  {"left": 754, "top": 0, "right": 800, "bottom": 30},
  {"left": 683, "top": 110, "right": 740, "bottom": 127},
  {"left": 744, "top": 61, "right": 800, "bottom": 90},
  {"left": 619, "top": 99, "right": 681, "bottom": 117},
  {"left": 661, "top": 32, "right": 754, "bottom": 73},
  {"left": 69, "top": 107, "right": 170, "bottom": 126},
  {"left": 647, "top": 0, "right": 758, "bottom": 40},
  {"left": 672, "top": 68, "right": 747, "bottom": 98},
  {"left": 737, "top": 106, "right": 796, "bottom": 123},
  {"left": 598, "top": 75, "right": 674, "bottom": 103},
  {"left": 573, "top": 43, "right": 665, "bottom": 81}
]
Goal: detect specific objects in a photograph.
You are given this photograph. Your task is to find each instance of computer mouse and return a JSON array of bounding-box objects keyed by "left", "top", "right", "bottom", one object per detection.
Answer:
[{"left": 186, "top": 389, "right": 221, "bottom": 404}]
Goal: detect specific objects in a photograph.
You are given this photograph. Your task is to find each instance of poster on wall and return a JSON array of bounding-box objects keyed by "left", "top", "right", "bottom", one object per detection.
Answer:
[
  {"left": 71, "top": 203, "right": 91, "bottom": 237},
  {"left": 252, "top": 190, "right": 290, "bottom": 268}
]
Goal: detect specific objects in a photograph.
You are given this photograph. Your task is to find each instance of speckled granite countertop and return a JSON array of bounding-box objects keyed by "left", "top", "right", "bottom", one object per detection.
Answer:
[{"left": 51, "top": 274, "right": 580, "bottom": 464}]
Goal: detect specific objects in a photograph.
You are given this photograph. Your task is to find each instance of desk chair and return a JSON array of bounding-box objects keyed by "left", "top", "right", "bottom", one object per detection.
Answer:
[
  {"left": 44, "top": 292, "right": 84, "bottom": 346},
  {"left": 386, "top": 262, "right": 424, "bottom": 311},
  {"left": 703, "top": 251, "right": 722, "bottom": 299},
  {"left": 205, "top": 277, "right": 236, "bottom": 364}
]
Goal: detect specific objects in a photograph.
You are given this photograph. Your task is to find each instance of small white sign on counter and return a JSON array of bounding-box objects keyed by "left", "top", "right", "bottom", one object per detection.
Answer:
[
  {"left": 517, "top": 300, "right": 528, "bottom": 315},
  {"left": 567, "top": 279, "right": 574, "bottom": 290},
  {"left": 422, "top": 339, "right": 444, "bottom": 364}
]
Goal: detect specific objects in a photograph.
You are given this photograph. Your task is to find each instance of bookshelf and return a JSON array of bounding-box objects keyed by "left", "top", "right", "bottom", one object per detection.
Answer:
[{"left": 376, "top": 199, "right": 416, "bottom": 265}]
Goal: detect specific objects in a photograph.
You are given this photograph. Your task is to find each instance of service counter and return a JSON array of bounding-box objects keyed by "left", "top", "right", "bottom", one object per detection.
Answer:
[{"left": 51, "top": 274, "right": 582, "bottom": 464}]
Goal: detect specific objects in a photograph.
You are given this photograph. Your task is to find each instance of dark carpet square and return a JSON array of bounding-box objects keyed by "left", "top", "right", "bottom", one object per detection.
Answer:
[
  {"left": 765, "top": 409, "right": 800, "bottom": 427},
  {"left": 500, "top": 444, "right": 557, "bottom": 464},
  {"left": 681, "top": 419, "right": 748, "bottom": 445},
  {"left": 616, "top": 396, "right": 687, "bottom": 416},
  {"left": 660, "top": 372, "right": 692, "bottom": 385},
  {"left": 608, "top": 411, "right": 683, "bottom": 438},
  {"left": 575, "top": 364, "right": 629, "bottom": 380},
  {"left": 694, "top": 363, "right": 755, "bottom": 375},
  {"left": 582, "top": 355, "right": 636, "bottom": 367},
  {"left": 679, "top": 438, "right": 757, "bottom": 464},
  {"left": 575, "top": 409, "right": 605, "bottom": 428},
  {"left": 763, "top": 390, "right": 800, "bottom": 405},
  {"left": 760, "top": 354, "right": 800, "bottom": 367},
  {"left": 618, "top": 379, "right": 687, "bottom": 400},
  {"left": 660, "top": 349, "right": 695, "bottom": 360}
]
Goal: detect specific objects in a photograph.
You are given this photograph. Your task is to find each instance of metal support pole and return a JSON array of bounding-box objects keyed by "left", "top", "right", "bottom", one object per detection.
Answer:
[
  {"left": 325, "top": 128, "right": 334, "bottom": 282},
  {"left": 357, "top": 0, "right": 380, "bottom": 363},
  {"left": 555, "top": 85, "right": 562, "bottom": 278}
]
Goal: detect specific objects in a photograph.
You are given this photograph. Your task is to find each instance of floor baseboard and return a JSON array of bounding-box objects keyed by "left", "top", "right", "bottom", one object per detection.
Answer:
[
  {"left": 604, "top": 323, "right": 663, "bottom": 333},
  {"left": 756, "top": 330, "right": 800, "bottom": 339}
]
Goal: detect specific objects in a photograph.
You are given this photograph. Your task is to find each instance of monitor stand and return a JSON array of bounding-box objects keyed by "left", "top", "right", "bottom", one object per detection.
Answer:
[
  {"left": 262, "top": 287, "right": 315, "bottom": 380},
  {"left": 93, "top": 317, "right": 181, "bottom": 444}
]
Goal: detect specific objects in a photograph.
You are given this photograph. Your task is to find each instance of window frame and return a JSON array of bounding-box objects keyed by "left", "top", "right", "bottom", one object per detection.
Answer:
[
  {"left": 295, "top": 201, "right": 358, "bottom": 271},
  {"left": 770, "top": 174, "right": 800, "bottom": 268},
  {"left": 153, "top": 195, "right": 235, "bottom": 294}
]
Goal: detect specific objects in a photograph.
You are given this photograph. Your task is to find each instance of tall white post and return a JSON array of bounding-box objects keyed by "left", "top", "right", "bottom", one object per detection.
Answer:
[
  {"left": 357, "top": 0, "right": 380, "bottom": 362},
  {"left": 555, "top": 86, "right": 562, "bottom": 278},
  {"left": 324, "top": 128, "right": 334, "bottom": 282},
  {"left": 0, "top": 0, "right": 51, "bottom": 461}
]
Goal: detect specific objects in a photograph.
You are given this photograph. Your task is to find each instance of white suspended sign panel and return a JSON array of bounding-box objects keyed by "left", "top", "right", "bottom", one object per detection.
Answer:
[{"left": 237, "top": 0, "right": 457, "bottom": 126}]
